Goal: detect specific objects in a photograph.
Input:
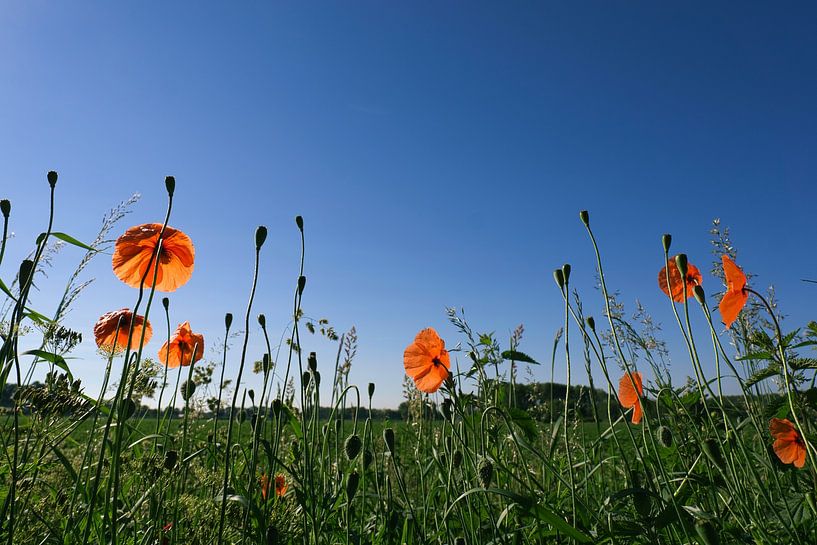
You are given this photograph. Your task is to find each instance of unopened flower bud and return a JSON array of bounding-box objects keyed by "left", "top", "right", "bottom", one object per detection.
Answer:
[
  {"left": 47, "top": 170, "right": 58, "bottom": 188},
  {"left": 693, "top": 285, "right": 706, "bottom": 305},
  {"left": 164, "top": 450, "right": 178, "bottom": 470},
  {"left": 346, "top": 470, "right": 360, "bottom": 501},
  {"left": 265, "top": 525, "right": 279, "bottom": 545},
  {"left": 247, "top": 389, "right": 255, "bottom": 402},
  {"left": 383, "top": 427, "right": 395, "bottom": 455},
  {"left": 0, "top": 199, "right": 10, "bottom": 218},
  {"left": 308, "top": 352, "right": 318, "bottom": 372},
  {"left": 662, "top": 234, "right": 672, "bottom": 253},
  {"left": 298, "top": 275, "right": 306, "bottom": 295},
  {"left": 675, "top": 254, "right": 688, "bottom": 278},
  {"left": 477, "top": 458, "right": 493, "bottom": 488},
  {"left": 561, "top": 263, "right": 571, "bottom": 284},
  {"left": 302, "top": 372, "right": 311, "bottom": 388},
  {"left": 362, "top": 449, "right": 373, "bottom": 469},
  {"left": 553, "top": 268, "right": 565, "bottom": 290},
  {"left": 344, "top": 434, "right": 362, "bottom": 460},
  {"left": 164, "top": 176, "right": 175, "bottom": 197},
  {"left": 162, "top": 297, "right": 170, "bottom": 311},
  {"left": 295, "top": 215, "right": 304, "bottom": 231},
  {"left": 181, "top": 380, "right": 197, "bottom": 401},
  {"left": 121, "top": 398, "right": 137, "bottom": 420},
  {"left": 225, "top": 312, "right": 233, "bottom": 330},
  {"left": 702, "top": 438, "right": 725, "bottom": 469},
  {"left": 258, "top": 314, "right": 266, "bottom": 328},
  {"left": 255, "top": 226, "right": 268, "bottom": 250},
  {"left": 586, "top": 316, "right": 596, "bottom": 331},
  {"left": 579, "top": 210, "right": 589, "bottom": 227},
  {"left": 368, "top": 382, "right": 375, "bottom": 398},
  {"left": 18, "top": 259, "right": 34, "bottom": 290},
  {"left": 656, "top": 425, "right": 673, "bottom": 448}
]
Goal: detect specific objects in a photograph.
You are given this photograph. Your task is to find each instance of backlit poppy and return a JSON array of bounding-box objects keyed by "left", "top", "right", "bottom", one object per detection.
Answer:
[
  {"left": 618, "top": 371, "right": 644, "bottom": 424},
  {"left": 93, "top": 308, "right": 152, "bottom": 353},
  {"left": 769, "top": 418, "right": 806, "bottom": 469},
  {"left": 658, "top": 257, "right": 702, "bottom": 302},
  {"left": 403, "top": 328, "right": 450, "bottom": 394},
  {"left": 275, "top": 474, "right": 287, "bottom": 497},
  {"left": 112, "top": 223, "right": 195, "bottom": 292},
  {"left": 719, "top": 255, "right": 748, "bottom": 329},
  {"left": 260, "top": 473, "right": 270, "bottom": 500},
  {"left": 158, "top": 321, "right": 204, "bottom": 368}
]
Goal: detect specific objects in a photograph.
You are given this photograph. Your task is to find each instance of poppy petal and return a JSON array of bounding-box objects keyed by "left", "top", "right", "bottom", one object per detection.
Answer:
[
  {"left": 719, "top": 290, "right": 748, "bottom": 329},
  {"left": 618, "top": 372, "right": 643, "bottom": 408},
  {"left": 658, "top": 258, "right": 702, "bottom": 302},
  {"left": 721, "top": 255, "right": 747, "bottom": 292}
]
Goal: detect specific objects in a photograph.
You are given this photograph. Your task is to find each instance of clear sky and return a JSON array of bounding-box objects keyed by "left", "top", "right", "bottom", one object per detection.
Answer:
[{"left": 1, "top": 2, "right": 815, "bottom": 408}]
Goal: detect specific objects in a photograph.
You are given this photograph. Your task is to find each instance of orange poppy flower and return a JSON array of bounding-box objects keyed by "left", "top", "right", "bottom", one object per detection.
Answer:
[
  {"left": 260, "top": 473, "right": 287, "bottom": 500},
  {"left": 618, "top": 371, "right": 644, "bottom": 424},
  {"left": 158, "top": 321, "right": 204, "bottom": 368},
  {"left": 769, "top": 418, "right": 807, "bottom": 469},
  {"left": 658, "top": 256, "right": 702, "bottom": 302},
  {"left": 403, "top": 328, "right": 450, "bottom": 394},
  {"left": 93, "top": 308, "right": 152, "bottom": 353},
  {"left": 112, "top": 223, "right": 195, "bottom": 292},
  {"left": 718, "top": 255, "right": 748, "bottom": 329}
]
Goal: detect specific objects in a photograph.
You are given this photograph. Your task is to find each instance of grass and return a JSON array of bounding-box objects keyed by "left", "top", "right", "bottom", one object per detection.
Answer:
[{"left": 1, "top": 173, "right": 816, "bottom": 544}]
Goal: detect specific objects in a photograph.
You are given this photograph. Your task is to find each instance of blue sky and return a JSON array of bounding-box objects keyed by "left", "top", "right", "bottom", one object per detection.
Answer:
[{"left": 1, "top": 2, "right": 815, "bottom": 408}]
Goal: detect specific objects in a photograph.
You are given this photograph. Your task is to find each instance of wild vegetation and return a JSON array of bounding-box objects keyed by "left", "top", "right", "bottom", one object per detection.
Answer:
[{"left": 1, "top": 173, "right": 815, "bottom": 544}]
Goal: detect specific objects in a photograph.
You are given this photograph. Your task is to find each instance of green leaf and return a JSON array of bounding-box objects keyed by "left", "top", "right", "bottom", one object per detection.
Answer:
[
  {"left": 507, "top": 407, "right": 538, "bottom": 441},
  {"left": 746, "top": 364, "right": 780, "bottom": 388},
  {"left": 50, "top": 444, "right": 78, "bottom": 483},
  {"left": 51, "top": 232, "right": 96, "bottom": 252},
  {"left": 501, "top": 350, "right": 540, "bottom": 365},
  {"left": 22, "top": 349, "right": 73, "bottom": 380},
  {"left": 529, "top": 502, "right": 592, "bottom": 543}
]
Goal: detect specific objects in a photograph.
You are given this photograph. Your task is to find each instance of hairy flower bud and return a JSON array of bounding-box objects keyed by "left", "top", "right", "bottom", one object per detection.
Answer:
[
  {"left": 181, "top": 380, "right": 197, "bottom": 401},
  {"left": 346, "top": 470, "right": 360, "bottom": 501},
  {"left": 47, "top": 170, "right": 58, "bottom": 188},
  {"left": 258, "top": 313, "right": 266, "bottom": 328},
  {"left": 255, "top": 226, "right": 268, "bottom": 250},
  {"left": 368, "top": 382, "right": 375, "bottom": 399},
  {"left": 656, "top": 425, "right": 673, "bottom": 448},
  {"left": 0, "top": 199, "right": 10, "bottom": 218},
  {"left": 383, "top": 427, "right": 395, "bottom": 455},
  {"left": 295, "top": 215, "right": 304, "bottom": 231},
  {"left": 164, "top": 450, "right": 178, "bottom": 470},
  {"left": 553, "top": 268, "right": 565, "bottom": 290},
  {"left": 662, "top": 234, "right": 672, "bottom": 253},
  {"left": 561, "top": 263, "right": 571, "bottom": 284},
  {"left": 675, "top": 254, "right": 688, "bottom": 278},
  {"left": 164, "top": 175, "right": 175, "bottom": 197},
  {"left": 579, "top": 210, "right": 589, "bottom": 227},
  {"left": 477, "top": 458, "right": 493, "bottom": 488},
  {"left": 344, "top": 434, "right": 362, "bottom": 460},
  {"left": 225, "top": 312, "right": 233, "bottom": 330}
]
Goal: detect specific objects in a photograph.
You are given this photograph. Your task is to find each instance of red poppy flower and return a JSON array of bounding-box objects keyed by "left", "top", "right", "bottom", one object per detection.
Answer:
[
  {"left": 112, "top": 223, "right": 195, "bottom": 292},
  {"left": 769, "top": 418, "right": 806, "bottom": 469},
  {"left": 658, "top": 256, "right": 702, "bottom": 302},
  {"left": 158, "top": 321, "right": 204, "bottom": 368},
  {"left": 93, "top": 309, "right": 152, "bottom": 353},
  {"left": 403, "top": 328, "right": 450, "bottom": 394},
  {"left": 618, "top": 371, "right": 644, "bottom": 424},
  {"left": 260, "top": 473, "right": 287, "bottom": 500},
  {"left": 718, "top": 255, "right": 748, "bottom": 329}
]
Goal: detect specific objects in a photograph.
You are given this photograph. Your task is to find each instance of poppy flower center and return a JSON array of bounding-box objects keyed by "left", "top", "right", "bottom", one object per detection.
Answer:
[
  {"left": 795, "top": 434, "right": 805, "bottom": 447},
  {"left": 432, "top": 357, "right": 443, "bottom": 367}
]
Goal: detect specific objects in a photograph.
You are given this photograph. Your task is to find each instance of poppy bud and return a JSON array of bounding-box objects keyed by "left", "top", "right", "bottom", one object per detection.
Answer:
[
  {"left": 656, "top": 425, "right": 673, "bottom": 448},
  {"left": 255, "top": 226, "right": 268, "bottom": 250},
  {"left": 441, "top": 398, "right": 453, "bottom": 420},
  {"left": 298, "top": 275, "right": 306, "bottom": 295},
  {"left": 313, "top": 370, "right": 321, "bottom": 387},
  {"left": 674, "top": 254, "right": 688, "bottom": 278},
  {"left": 121, "top": 398, "right": 137, "bottom": 420},
  {"left": 265, "top": 525, "right": 279, "bottom": 545},
  {"left": 164, "top": 450, "right": 178, "bottom": 470},
  {"left": 302, "top": 372, "right": 311, "bottom": 388},
  {"left": 181, "top": 380, "right": 197, "bottom": 401},
  {"left": 308, "top": 352, "right": 318, "bottom": 372},
  {"left": 295, "top": 215, "right": 304, "bottom": 231},
  {"left": 47, "top": 170, "right": 58, "bottom": 188},
  {"left": 346, "top": 470, "right": 360, "bottom": 501},
  {"left": 368, "top": 382, "right": 375, "bottom": 398},
  {"left": 362, "top": 449, "right": 374, "bottom": 470},
  {"left": 344, "top": 434, "right": 362, "bottom": 460},
  {"left": 164, "top": 176, "right": 175, "bottom": 197},
  {"left": 258, "top": 314, "right": 266, "bottom": 328},
  {"left": 662, "top": 234, "right": 672, "bottom": 253},
  {"left": 383, "top": 427, "right": 395, "bottom": 455},
  {"left": 238, "top": 409, "right": 247, "bottom": 424},
  {"left": 553, "top": 268, "right": 565, "bottom": 290},
  {"left": 247, "top": 389, "right": 255, "bottom": 402},
  {"left": 262, "top": 354, "right": 271, "bottom": 374},
  {"left": 585, "top": 316, "right": 596, "bottom": 331},
  {"left": 0, "top": 199, "right": 9, "bottom": 218},
  {"left": 225, "top": 312, "right": 233, "bottom": 330},
  {"left": 633, "top": 488, "right": 651, "bottom": 518},
  {"left": 452, "top": 449, "right": 463, "bottom": 469},
  {"left": 477, "top": 458, "right": 493, "bottom": 488},
  {"left": 561, "top": 263, "right": 571, "bottom": 284},
  {"left": 702, "top": 438, "right": 725, "bottom": 469},
  {"left": 162, "top": 297, "right": 170, "bottom": 311},
  {"left": 695, "top": 520, "right": 720, "bottom": 545},
  {"left": 18, "top": 259, "right": 34, "bottom": 291},
  {"left": 693, "top": 285, "right": 706, "bottom": 305},
  {"left": 579, "top": 210, "right": 590, "bottom": 227}
]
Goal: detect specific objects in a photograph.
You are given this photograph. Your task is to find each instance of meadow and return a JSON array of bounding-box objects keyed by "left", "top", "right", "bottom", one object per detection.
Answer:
[{"left": 1, "top": 172, "right": 815, "bottom": 544}]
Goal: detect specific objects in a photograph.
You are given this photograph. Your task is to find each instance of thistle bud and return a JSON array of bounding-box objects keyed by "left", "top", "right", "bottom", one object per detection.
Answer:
[
  {"left": 656, "top": 425, "right": 673, "bottom": 448},
  {"left": 579, "top": 210, "right": 589, "bottom": 227},
  {"left": 164, "top": 176, "right": 175, "bottom": 197},
  {"left": 47, "top": 170, "right": 58, "bottom": 188},
  {"left": 295, "top": 215, "right": 304, "bottom": 231},
  {"left": 344, "top": 434, "right": 362, "bottom": 460},
  {"left": 162, "top": 297, "right": 170, "bottom": 311},
  {"left": 181, "top": 380, "right": 197, "bottom": 401},
  {"left": 255, "top": 226, "right": 268, "bottom": 250},
  {"left": 164, "top": 450, "right": 178, "bottom": 470},
  {"left": 695, "top": 520, "right": 720, "bottom": 545},
  {"left": 368, "top": 382, "right": 375, "bottom": 399},
  {"left": 477, "top": 458, "right": 493, "bottom": 488},
  {"left": 561, "top": 263, "right": 571, "bottom": 284},
  {"left": 383, "top": 427, "right": 395, "bottom": 455},
  {"left": 586, "top": 316, "right": 596, "bottom": 331},
  {"left": 225, "top": 312, "right": 233, "bottom": 330},
  {"left": 258, "top": 314, "right": 266, "bottom": 328},
  {"left": 553, "top": 268, "right": 565, "bottom": 290},
  {"left": 674, "top": 254, "right": 688, "bottom": 278},
  {"left": 346, "top": 470, "right": 360, "bottom": 501},
  {"left": 662, "top": 234, "right": 672, "bottom": 253},
  {"left": 298, "top": 275, "right": 306, "bottom": 295},
  {"left": 693, "top": 285, "right": 706, "bottom": 305},
  {"left": 0, "top": 199, "right": 9, "bottom": 218}
]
